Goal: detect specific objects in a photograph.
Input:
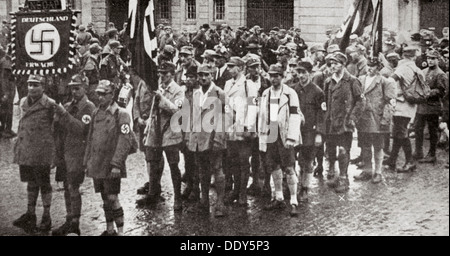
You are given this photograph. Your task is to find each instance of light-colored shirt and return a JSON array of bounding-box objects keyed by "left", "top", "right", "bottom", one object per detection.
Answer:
[{"left": 364, "top": 75, "right": 376, "bottom": 92}]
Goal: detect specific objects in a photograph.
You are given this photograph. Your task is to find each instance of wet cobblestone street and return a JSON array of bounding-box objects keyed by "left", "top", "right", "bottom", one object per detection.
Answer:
[{"left": 1, "top": 109, "right": 449, "bottom": 236}]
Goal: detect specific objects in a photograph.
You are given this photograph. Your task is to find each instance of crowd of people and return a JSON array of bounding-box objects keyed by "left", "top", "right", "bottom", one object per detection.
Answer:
[{"left": 0, "top": 20, "right": 449, "bottom": 236}]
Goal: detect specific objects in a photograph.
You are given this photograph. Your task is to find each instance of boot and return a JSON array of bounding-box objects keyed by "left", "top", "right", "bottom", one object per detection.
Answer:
[
  {"left": 334, "top": 177, "right": 349, "bottom": 193},
  {"left": 169, "top": 164, "right": 183, "bottom": 212},
  {"left": 13, "top": 213, "right": 37, "bottom": 233},
  {"left": 353, "top": 171, "right": 372, "bottom": 181},
  {"left": 313, "top": 165, "right": 323, "bottom": 177},
  {"left": 136, "top": 182, "right": 149, "bottom": 195},
  {"left": 39, "top": 214, "right": 52, "bottom": 232},
  {"left": 52, "top": 221, "right": 71, "bottom": 236},
  {"left": 418, "top": 153, "right": 437, "bottom": 164},
  {"left": 299, "top": 187, "right": 309, "bottom": 202},
  {"left": 397, "top": 162, "right": 416, "bottom": 173}
]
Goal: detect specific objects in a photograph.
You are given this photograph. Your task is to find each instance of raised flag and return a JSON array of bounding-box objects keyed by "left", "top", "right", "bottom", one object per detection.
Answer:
[
  {"left": 337, "top": 0, "right": 374, "bottom": 51},
  {"left": 369, "top": 0, "right": 383, "bottom": 59},
  {"left": 127, "top": 0, "right": 158, "bottom": 91}
]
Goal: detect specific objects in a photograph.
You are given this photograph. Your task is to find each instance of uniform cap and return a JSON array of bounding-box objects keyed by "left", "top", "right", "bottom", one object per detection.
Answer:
[
  {"left": 157, "top": 62, "right": 176, "bottom": 73},
  {"left": 95, "top": 80, "right": 114, "bottom": 93},
  {"left": 288, "top": 57, "right": 299, "bottom": 65},
  {"left": 226, "top": 56, "right": 245, "bottom": 67},
  {"left": 327, "top": 44, "right": 341, "bottom": 54},
  {"left": 109, "top": 40, "right": 123, "bottom": 49},
  {"left": 201, "top": 49, "right": 217, "bottom": 59},
  {"left": 202, "top": 24, "right": 210, "bottom": 30},
  {"left": 89, "top": 43, "right": 102, "bottom": 54},
  {"left": 349, "top": 34, "right": 358, "bottom": 40},
  {"left": 403, "top": 45, "right": 418, "bottom": 52},
  {"left": 310, "top": 44, "right": 326, "bottom": 53},
  {"left": 426, "top": 49, "right": 440, "bottom": 58},
  {"left": 68, "top": 74, "right": 88, "bottom": 86},
  {"left": 246, "top": 58, "right": 261, "bottom": 67},
  {"left": 197, "top": 65, "right": 214, "bottom": 74},
  {"left": 268, "top": 64, "right": 284, "bottom": 75},
  {"left": 27, "top": 74, "right": 44, "bottom": 84},
  {"left": 180, "top": 46, "right": 194, "bottom": 55},
  {"left": 328, "top": 52, "right": 348, "bottom": 65},
  {"left": 295, "top": 61, "right": 313, "bottom": 73},
  {"left": 163, "top": 45, "right": 176, "bottom": 55},
  {"left": 386, "top": 52, "right": 401, "bottom": 60},
  {"left": 106, "top": 28, "right": 118, "bottom": 37}
]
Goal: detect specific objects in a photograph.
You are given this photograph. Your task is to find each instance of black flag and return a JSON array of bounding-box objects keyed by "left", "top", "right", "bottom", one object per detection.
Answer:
[
  {"left": 370, "top": 0, "right": 383, "bottom": 59},
  {"left": 338, "top": 0, "right": 375, "bottom": 51},
  {"left": 127, "top": 0, "right": 158, "bottom": 90}
]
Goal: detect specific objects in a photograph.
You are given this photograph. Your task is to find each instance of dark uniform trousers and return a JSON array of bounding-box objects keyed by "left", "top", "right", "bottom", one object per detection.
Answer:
[
  {"left": 146, "top": 145, "right": 181, "bottom": 196},
  {"left": 196, "top": 150, "right": 225, "bottom": 204}
]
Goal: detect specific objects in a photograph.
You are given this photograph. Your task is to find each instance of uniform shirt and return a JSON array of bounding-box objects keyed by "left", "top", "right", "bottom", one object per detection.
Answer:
[
  {"left": 269, "top": 86, "right": 282, "bottom": 122},
  {"left": 364, "top": 75, "right": 376, "bottom": 92},
  {"left": 393, "top": 59, "right": 419, "bottom": 118}
]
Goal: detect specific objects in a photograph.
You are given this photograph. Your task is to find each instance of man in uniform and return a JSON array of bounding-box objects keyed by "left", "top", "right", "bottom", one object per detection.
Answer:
[
  {"left": 52, "top": 74, "right": 96, "bottom": 236},
  {"left": 353, "top": 58, "right": 395, "bottom": 184},
  {"left": 83, "top": 43, "right": 102, "bottom": 106},
  {"left": 138, "top": 62, "right": 185, "bottom": 212},
  {"left": 84, "top": 80, "right": 137, "bottom": 236},
  {"left": 13, "top": 75, "right": 56, "bottom": 233},
  {"left": 0, "top": 46, "right": 16, "bottom": 138},
  {"left": 175, "top": 46, "right": 200, "bottom": 87},
  {"left": 100, "top": 40, "right": 127, "bottom": 87},
  {"left": 383, "top": 47, "right": 421, "bottom": 172},
  {"left": 293, "top": 28, "right": 308, "bottom": 59},
  {"left": 245, "top": 58, "right": 272, "bottom": 197},
  {"left": 321, "top": 52, "right": 363, "bottom": 193},
  {"left": 212, "top": 46, "right": 232, "bottom": 90},
  {"left": 187, "top": 65, "right": 227, "bottom": 217},
  {"left": 258, "top": 64, "right": 303, "bottom": 216},
  {"left": 223, "top": 57, "right": 258, "bottom": 206},
  {"left": 292, "top": 61, "right": 325, "bottom": 201},
  {"left": 414, "top": 49, "right": 447, "bottom": 164}
]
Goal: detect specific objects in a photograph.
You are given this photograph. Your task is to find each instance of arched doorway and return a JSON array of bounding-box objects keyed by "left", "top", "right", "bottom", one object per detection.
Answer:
[{"left": 247, "top": 0, "right": 294, "bottom": 30}]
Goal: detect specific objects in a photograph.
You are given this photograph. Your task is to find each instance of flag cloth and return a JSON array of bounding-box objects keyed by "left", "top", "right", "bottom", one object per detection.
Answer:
[
  {"left": 127, "top": 0, "right": 158, "bottom": 91},
  {"left": 337, "top": 0, "right": 375, "bottom": 51},
  {"left": 370, "top": 0, "right": 383, "bottom": 59}
]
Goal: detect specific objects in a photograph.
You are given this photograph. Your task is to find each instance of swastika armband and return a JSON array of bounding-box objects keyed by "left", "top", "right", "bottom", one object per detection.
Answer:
[
  {"left": 120, "top": 124, "right": 130, "bottom": 134},
  {"left": 82, "top": 115, "right": 91, "bottom": 124}
]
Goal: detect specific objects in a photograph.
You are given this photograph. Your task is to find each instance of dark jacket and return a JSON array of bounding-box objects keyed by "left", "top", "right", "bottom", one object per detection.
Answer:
[
  {"left": 356, "top": 75, "right": 395, "bottom": 133},
  {"left": 320, "top": 69, "right": 364, "bottom": 135},
  {"left": 56, "top": 95, "right": 96, "bottom": 173},
  {"left": 14, "top": 94, "right": 56, "bottom": 166},
  {"left": 84, "top": 102, "right": 136, "bottom": 179},
  {"left": 417, "top": 66, "right": 447, "bottom": 115},
  {"left": 213, "top": 66, "right": 233, "bottom": 90},
  {"left": 293, "top": 81, "right": 325, "bottom": 146}
]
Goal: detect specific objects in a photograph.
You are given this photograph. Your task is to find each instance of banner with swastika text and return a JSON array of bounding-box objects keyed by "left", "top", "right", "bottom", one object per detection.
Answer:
[{"left": 10, "top": 10, "right": 77, "bottom": 76}]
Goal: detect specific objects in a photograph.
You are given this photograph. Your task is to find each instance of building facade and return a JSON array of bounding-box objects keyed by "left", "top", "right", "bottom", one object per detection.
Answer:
[{"left": 1, "top": 0, "right": 448, "bottom": 44}]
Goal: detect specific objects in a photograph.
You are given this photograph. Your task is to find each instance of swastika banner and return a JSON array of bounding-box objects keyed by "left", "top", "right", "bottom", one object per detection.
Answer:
[{"left": 11, "top": 10, "right": 77, "bottom": 76}]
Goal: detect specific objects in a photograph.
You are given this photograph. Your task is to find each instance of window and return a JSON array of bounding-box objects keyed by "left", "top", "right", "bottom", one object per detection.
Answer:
[
  {"left": 214, "top": 0, "right": 225, "bottom": 21},
  {"left": 186, "top": 0, "right": 196, "bottom": 20},
  {"left": 158, "top": 0, "right": 171, "bottom": 20}
]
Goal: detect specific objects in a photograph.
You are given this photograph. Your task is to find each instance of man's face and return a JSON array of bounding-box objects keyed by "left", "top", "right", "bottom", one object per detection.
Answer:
[
  {"left": 198, "top": 72, "right": 212, "bottom": 87},
  {"left": 97, "top": 91, "right": 114, "bottom": 108},
  {"left": 203, "top": 58, "right": 215, "bottom": 68},
  {"left": 329, "top": 60, "right": 344, "bottom": 74},
  {"left": 387, "top": 57, "right": 399, "bottom": 68},
  {"left": 186, "top": 75, "right": 198, "bottom": 89},
  {"left": 179, "top": 53, "right": 193, "bottom": 66},
  {"left": 247, "top": 65, "right": 260, "bottom": 77},
  {"left": 427, "top": 56, "right": 439, "bottom": 67},
  {"left": 165, "top": 28, "right": 172, "bottom": 34},
  {"left": 270, "top": 31, "right": 277, "bottom": 38},
  {"left": 278, "top": 32, "right": 286, "bottom": 39},
  {"left": 287, "top": 63, "right": 298, "bottom": 75},
  {"left": 27, "top": 82, "right": 44, "bottom": 99},
  {"left": 71, "top": 85, "right": 85, "bottom": 101},
  {"left": 214, "top": 57, "right": 227, "bottom": 68},
  {"left": 367, "top": 65, "right": 379, "bottom": 77},
  {"left": 112, "top": 47, "right": 121, "bottom": 55},
  {"left": 269, "top": 73, "right": 283, "bottom": 87},
  {"left": 158, "top": 71, "right": 173, "bottom": 84},
  {"left": 227, "top": 64, "right": 241, "bottom": 78},
  {"left": 296, "top": 31, "right": 301, "bottom": 37},
  {"left": 297, "top": 69, "right": 310, "bottom": 85},
  {"left": 349, "top": 51, "right": 360, "bottom": 63},
  {"left": 315, "top": 51, "right": 325, "bottom": 62}
]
